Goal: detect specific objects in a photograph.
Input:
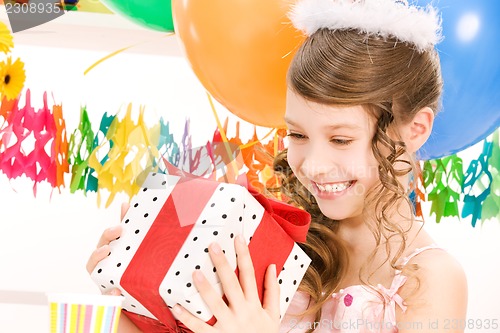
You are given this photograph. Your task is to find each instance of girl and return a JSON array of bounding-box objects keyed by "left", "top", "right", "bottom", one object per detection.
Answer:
[{"left": 87, "top": 0, "right": 468, "bottom": 332}]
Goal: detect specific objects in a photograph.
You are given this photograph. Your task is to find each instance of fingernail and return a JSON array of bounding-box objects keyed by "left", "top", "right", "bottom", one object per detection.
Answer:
[
  {"left": 110, "top": 225, "right": 121, "bottom": 232},
  {"left": 96, "top": 245, "right": 109, "bottom": 254},
  {"left": 209, "top": 242, "right": 221, "bottom": 254},
  {"left": 236, "top": 234, "right": 245, "bottom": 244},
  {"left": 111, "top": 289, "right": 121, "bottom": 296},
  {"left": 172, "top": 304, "right": 182, "bottom": 315},
  {"left": 108, "top": 289, "right": 116, "bottom": 296},
  {"left": 193, "top": 270, "right": 205, "bottom": 283},
  {"left": 270, "top": 264, "right": 277, "bottom": 276}
]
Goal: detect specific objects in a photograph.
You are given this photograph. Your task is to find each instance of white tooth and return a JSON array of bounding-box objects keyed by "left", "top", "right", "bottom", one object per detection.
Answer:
[{"left": 318, "top": 181, "right": 352, "bottom": 193}]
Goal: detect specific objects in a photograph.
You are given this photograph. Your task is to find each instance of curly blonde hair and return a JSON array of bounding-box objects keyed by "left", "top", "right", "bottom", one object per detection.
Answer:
[{"left": 273, "top": 28, "right": 443, "bottom": 325}]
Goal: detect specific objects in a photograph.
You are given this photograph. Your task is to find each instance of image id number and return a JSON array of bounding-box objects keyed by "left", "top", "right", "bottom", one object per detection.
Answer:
[
  {"left": 444, "top": 319, "right": 498, "bottom": 331},
  {"left": 5, "top": 2, "right": 61, "bottom": 14}
]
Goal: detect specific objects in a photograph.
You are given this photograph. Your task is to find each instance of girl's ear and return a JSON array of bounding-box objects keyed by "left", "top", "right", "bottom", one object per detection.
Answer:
[{"left": 400, "top": 107, "right": 435, "bottom": 153}]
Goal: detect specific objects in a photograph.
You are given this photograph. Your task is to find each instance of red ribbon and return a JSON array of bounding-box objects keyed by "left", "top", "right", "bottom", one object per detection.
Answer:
[
  {"left": 164, "top": 159, "right": 310, "bottom": 244},
  {"left": 121, "top": 177, "right": 219, "bottom": 330}
]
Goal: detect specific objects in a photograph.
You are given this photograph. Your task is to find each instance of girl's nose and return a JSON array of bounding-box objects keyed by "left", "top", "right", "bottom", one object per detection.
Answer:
[{"left": 300, "top": 144, "right": 336, "bottom": 180}]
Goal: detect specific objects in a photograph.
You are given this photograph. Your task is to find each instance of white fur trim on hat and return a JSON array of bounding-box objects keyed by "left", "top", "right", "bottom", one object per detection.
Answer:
[{"left": 289, "top": 0, "right": 443, "bottom": 52}]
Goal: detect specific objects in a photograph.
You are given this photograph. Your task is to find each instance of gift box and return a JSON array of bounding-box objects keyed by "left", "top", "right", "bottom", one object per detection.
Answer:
[{"left": 91, "top": 172, "right": 311, "bottom": 332}]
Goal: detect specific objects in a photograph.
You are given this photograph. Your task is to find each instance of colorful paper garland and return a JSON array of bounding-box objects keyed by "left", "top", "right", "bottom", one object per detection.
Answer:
[
  {"left": 0, "top": 90, "right": 68, "bottom": 194},
  {"left": 0, "top": 91, "right": 498, "bottom": 224},
  {"left": 422, "top": 130, "right": 499, "bottom": 225}
]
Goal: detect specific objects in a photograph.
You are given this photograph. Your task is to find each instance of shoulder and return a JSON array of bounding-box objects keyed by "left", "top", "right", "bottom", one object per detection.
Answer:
[
  {"left": 407, "top": 247, "right": 467, "bottom": 292},
  {"left": 396, "top": 248, "right": 468, "bottom": 332}
]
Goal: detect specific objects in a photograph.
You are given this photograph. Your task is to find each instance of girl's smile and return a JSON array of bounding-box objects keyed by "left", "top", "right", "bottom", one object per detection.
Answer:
[{"left": 312, "top": 180, "right": 356, "bottom": 199}]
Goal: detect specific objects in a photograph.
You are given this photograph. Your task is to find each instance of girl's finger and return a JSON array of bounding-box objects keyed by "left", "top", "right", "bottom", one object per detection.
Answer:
[
  {"left": 191, "top": 270, "right": 232, "bottom": 322},
  {"left": 234, "top": 235, "right": 260, "bottom": 303},
  {"left": 96, "top": 225, "right": 122, "bottom": 248},
  {"left": 104, "top": 288, "right": 122, "bottom": 296},
  {"left": 86, "top": 244, "right": 110, "bottom": 274},
  {"left": 172, "top": 304, "right": 218, "bottom": 333},
  {"left": 208, "top": 242, "right": 245, "bottom": 305},
  {"left": 262, "top": 264, "right": 280, "bottom": 320},
  {"left": 120, "top": 202, "right": 130, "bottom": 220}
]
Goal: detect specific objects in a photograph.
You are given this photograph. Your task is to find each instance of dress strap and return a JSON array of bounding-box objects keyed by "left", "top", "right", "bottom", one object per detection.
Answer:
[
  {"left": 380, "top": 244, "right": 444, "bottom": 315},
  {"left": 397, "top": 243, "right": 444, "bottom": 273}
]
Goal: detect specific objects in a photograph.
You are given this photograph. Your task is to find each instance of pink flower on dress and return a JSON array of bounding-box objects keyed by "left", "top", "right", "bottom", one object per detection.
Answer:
[{"left": 344, "top": 293, "right": 353, "bottom": 307}]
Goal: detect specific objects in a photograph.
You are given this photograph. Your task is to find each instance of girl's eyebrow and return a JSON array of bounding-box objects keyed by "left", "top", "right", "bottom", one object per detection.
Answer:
[
  {"left": 285, "top": 118, "right": 362, "bottom": 131},
  {"left": 326, "top": 123, "right": 363, "bottom": 131}
]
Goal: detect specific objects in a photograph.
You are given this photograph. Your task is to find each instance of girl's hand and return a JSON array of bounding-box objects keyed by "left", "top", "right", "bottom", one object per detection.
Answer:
[
  {"left": 86, "top": 203, "right": 143, "bottom": 333},
  {"left": 173, "top": 235, "right": 280, "bottom": 333},
  {"left": 86, "top": 203, "right": 129, "bottom": 275},
  {"left": 86, "top": 224, "right": 122, "bottom": 275}
]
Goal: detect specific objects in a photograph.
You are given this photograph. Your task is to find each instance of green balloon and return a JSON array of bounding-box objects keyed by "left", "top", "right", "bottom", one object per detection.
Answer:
[{"left": 101, "top": 0, "right": 174, "bottom": 32}]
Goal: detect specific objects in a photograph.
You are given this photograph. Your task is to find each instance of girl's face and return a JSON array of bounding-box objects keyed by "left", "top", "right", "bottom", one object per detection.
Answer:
[{"left": 285, "top": 90, "right": 381, "bottom": 221}]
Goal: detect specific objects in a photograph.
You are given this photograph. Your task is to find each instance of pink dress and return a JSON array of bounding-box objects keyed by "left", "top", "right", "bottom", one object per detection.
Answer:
[{"left": 280, "top": 245, "right": 443, "bottom": 333}]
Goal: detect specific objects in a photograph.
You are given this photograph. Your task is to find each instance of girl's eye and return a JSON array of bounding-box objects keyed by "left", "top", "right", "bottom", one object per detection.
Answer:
[
  {"left": 287, "top": 132, "right": 307, "bottom": 140},
  {"left": 330, "top": 138, "right": 353, "bottom": 145}
]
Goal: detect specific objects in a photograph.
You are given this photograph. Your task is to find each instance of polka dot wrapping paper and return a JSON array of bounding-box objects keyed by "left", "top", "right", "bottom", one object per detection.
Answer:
[{"left": 90, "top": 172, "right": 311, "bottom": 332}]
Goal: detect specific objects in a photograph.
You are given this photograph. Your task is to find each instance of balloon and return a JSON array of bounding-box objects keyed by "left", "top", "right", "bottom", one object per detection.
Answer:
[
  {"left": 101, "top": 0, "right": 174, "bottom": 32},
  {"left": 417, "top": 0, "right": 500, "bottom": 160},
  {"left": 172, "top": 0, "right": 304, "bottom": 128}
]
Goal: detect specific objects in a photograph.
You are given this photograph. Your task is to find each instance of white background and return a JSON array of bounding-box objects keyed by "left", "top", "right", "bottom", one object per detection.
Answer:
[{"left": 0, "top": 10, "right": 499, "bottom": 333}]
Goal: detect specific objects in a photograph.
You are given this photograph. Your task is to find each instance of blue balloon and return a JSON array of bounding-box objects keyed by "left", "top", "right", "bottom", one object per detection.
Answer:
[{"left": 416, "top": 0, "right": 500, "bottom": 160}]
